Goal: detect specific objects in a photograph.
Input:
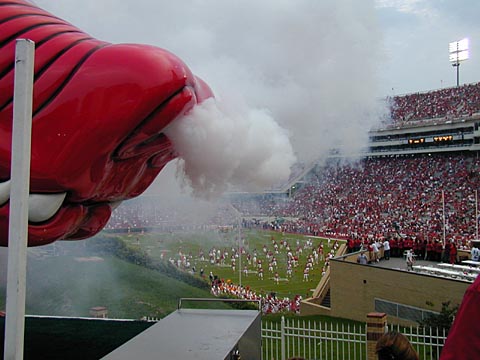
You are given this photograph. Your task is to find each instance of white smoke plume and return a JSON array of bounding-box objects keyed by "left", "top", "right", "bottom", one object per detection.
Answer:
[
  {"left": 164, "top": 98, "right": 295, "bottom": 197},
  {"left": 35, "top": 0, "right": 385, "bottom": 198}
]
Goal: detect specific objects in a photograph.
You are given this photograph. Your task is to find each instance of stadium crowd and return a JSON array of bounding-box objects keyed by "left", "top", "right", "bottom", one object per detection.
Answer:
[
  {"left": 236, "top": 153, "right": 480, "bottom": 251},
  {"left": 387, "top": 82, "right": 480, "bottom": 125}
]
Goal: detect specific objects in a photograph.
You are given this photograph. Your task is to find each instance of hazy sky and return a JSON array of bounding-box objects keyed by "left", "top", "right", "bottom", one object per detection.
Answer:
[
  {"left": 34, "top": 0, "right": 480, "bottom": 96},
  {"left": 31, "top": 0, "right": 480, "bottom": 196},
  {"left": 376, "top": 0, "right": 480, "bottom": 95}
]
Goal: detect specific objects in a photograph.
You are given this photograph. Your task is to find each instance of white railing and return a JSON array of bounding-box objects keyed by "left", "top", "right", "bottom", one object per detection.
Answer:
[
  {"left": 262, "top": 317, "right": 447, "bottom": 360},
  {"left": 388, "top": 323, "right": 447, "bottom": 360},
  {"left": 262, "top": 317, "right": 366, "bottom": 360}
]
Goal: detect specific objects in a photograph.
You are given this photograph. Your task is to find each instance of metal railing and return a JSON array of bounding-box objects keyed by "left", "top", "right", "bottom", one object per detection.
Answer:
[
  {"left": 389, "top": 323, "right": 447, "bottom": 360},
  {"left": 262, "top": 317, "right": 366, "bottom": 360},
  {"left": 178, "top": 297, "right": 261, "bottom": 311},
  {"left": 261, "top": 317, "right": 447, "bottom": 360}
]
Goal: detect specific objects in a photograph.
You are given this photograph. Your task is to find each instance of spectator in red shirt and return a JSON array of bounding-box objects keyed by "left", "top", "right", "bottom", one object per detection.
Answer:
[
  {"left": 449, "top": 241, "right": 457, "bottom": 264},
  {"left": 440, "top": 275, "right": 480, "bottom": 359}
]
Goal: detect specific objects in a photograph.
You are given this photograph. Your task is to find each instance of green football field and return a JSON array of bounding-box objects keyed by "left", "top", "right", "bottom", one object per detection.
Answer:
[{"left": 121, "top": 229, "right": 342, "bottom": 299}]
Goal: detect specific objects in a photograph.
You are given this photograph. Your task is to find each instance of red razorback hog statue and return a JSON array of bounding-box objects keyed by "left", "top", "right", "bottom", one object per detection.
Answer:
[{"left": 0, "top": 0, "right": 213, "bottom": 246}]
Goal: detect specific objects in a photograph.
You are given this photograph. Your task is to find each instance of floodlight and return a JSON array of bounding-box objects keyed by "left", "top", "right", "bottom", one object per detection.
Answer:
[
  {"left": 449, "top": 50, "right": 469, "bottom": 62},
  {"left": 458, "top": 38, "right": 469, "bottom": 51},
  {"left": 449, "top": 42, "right": 457, "bottom": 53},
  {"left": 449, "top": 39, "right": 469, "bottom": 60},
  {"left": 449, "top": 39, "right": 469, "bottom": 53},
  {"left": 449, "top": 38, "right": 470, "bottom": 86}
]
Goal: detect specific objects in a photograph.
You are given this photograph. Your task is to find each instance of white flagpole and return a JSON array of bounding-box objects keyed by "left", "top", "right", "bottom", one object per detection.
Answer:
[
  {"left": 4, "top": 39, "right": 35, "bottom": 360},
  {"left": 442, "top": 190, "right": 446, "bottom": 246},
  {"left": 476, "top": 189, "right": 478, "bottom": 240}
]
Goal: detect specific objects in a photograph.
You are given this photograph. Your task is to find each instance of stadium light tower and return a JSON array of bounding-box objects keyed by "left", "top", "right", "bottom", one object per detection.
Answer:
[{"left": 449, "top": 38, "right": 469, "bottom": 87}]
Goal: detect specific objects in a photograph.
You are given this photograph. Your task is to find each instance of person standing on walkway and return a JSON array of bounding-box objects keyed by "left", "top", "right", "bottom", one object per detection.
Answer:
[
  {"left": 383, "top": 238, "right": 391, "bottom": 260},
  {"left": 406, "top": 250, "right": 415, "bottom": 271}
]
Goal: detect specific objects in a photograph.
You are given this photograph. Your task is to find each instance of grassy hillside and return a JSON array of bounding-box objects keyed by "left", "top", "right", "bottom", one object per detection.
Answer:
[{"left": 0, "top": 245, "right": 216, "bottom": 319}]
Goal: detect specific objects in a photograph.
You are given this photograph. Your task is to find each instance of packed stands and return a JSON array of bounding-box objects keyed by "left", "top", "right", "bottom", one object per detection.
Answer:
[
  {"left": 387, "top": 82, "right": 480, "bottom": 125},
  {"left": 107, "top": 152, "right": 480, "bottom": 249},
  {"left": 233, "top": 152, "right": 480, "bottom": 248}
]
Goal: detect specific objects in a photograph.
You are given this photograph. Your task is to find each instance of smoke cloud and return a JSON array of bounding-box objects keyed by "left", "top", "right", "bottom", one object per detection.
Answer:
[
  {"left": 35, "top": 0, "right": 385, "bottom": 197},
  {"left": 164, "top": 98, "right": 295, "bottom": 197}
]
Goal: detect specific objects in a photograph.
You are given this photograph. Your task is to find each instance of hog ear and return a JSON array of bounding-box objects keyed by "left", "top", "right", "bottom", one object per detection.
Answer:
[{"left": 194, "top": 76, "right": 215, "bottom": 103}]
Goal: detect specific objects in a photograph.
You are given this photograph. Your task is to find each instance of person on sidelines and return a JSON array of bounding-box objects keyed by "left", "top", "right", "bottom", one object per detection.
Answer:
[
  {"left": 426, "top": 240, "right": 434, "bottom": 261},
  {"left": 372, "top": 240, "right": 380, "bottom": 263},
  {"left": 443, "top": 241, "right": 451, "bottom": 263},
  {"left": 383, "top": 238, "right": 391, "bottom": 260},
  {"left": 449, "top": 240, "right": 457, "bottom": 264},
  {"left": 406, "top": 250, "right": 415, "bottom": 271},
  {"left": 434, "top": 240, "right": 443, "bottom": 262},
  {"left": 397, "top": 238, "right": 404, "bottom": 258},
  {"left": 390, "top": 237, "right": 398, "bottom": 257},
  {"left": 357, "top": 251, "right": 368, "bottom": 265},
  {"left": 367, "top": 240, "right": 374, "bottom": 261},
  {"left": 471, "top": 244, "right": 480, "bottom": 261}
]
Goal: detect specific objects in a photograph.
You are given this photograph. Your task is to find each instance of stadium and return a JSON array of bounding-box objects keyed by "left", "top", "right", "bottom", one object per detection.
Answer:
[
  {"left": 4, "top": 81, "right": 480, "bottom": 358},
  {"left": 86, "top": 81, "right": 480, "bottom": 358}
]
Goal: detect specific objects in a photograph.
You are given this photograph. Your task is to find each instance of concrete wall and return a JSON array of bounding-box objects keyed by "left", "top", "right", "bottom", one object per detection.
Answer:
[
  {"left": 329, "top": 258, "right": 470, "bottom": 325},
  {"left": 300, "top": 301, "right": 332, "bottom": 317}
]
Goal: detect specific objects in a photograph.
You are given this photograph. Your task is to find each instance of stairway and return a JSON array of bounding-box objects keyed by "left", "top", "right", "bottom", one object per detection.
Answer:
[{"left": 320, "top": 288, "right": 331, "bottom": 308}]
